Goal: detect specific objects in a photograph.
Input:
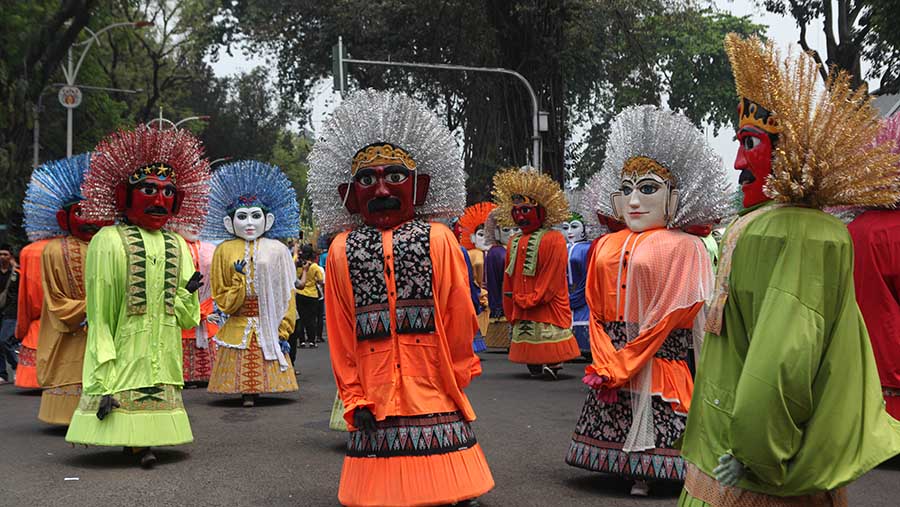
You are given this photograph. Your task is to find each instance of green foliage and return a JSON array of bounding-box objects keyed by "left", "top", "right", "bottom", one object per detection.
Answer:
[
  {"left": 762, "top": 0, "right": 900, "bottom": 93},
  {"left": 217, "top": 0, "right": 765, "bottom": 196}
]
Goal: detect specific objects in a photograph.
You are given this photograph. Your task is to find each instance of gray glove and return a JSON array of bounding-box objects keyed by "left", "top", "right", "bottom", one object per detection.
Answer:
[{"left": 713, "top": 453, "right": 745, "bottom": 487}]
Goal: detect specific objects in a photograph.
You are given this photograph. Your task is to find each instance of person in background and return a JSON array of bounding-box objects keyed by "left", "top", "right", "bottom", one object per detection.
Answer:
[
  {"left": 294, "top": 244, "right": 324, "bottom": 350},
  {"left": 0, "top": 244, "right": 19, "bottom": 384}
]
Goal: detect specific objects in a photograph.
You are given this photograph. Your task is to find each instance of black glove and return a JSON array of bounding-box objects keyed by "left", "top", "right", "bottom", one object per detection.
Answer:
[
  {"left": 353, "top": 407, "right": 377, "bottom": 434},
  {"left": 185, "top": 271, "right": 203, "bottom": 293},
  {"left": 96, "top": 395, "right": 120, "bottom": 420},
  {"left": 234, "top": 260, "right": 247, "bottom": 274}
]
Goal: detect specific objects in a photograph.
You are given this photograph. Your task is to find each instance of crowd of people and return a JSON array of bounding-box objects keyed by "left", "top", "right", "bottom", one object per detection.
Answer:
[{"left": 3, "top": 34, "right": 900, "bottom": 507}]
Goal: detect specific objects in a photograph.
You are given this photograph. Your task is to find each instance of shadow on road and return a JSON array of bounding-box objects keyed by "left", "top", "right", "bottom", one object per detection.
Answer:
[
  {"left": 15, "top": 389, "right": 43, "bottom": 396},
  {"left": 40, "top": 425, "right": 69, "bottom": 437},
  {"left": 878, "top": 455, "right": 900, "bottom": 471},
  {"left": 63, "top": 448, "right": 190, "bottom": 469},
  {"left": 562, "top": 473, "right": 683, "bottom": 498},
  {"left": 205, "top": 396, "right": 298, "bottom": 408}
]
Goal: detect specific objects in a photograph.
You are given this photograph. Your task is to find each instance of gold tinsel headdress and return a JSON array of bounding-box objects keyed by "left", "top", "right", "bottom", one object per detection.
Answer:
[
  {"left": 492, "top": 167, "right": 569, "bottom": 227},
  {"left": 724, "top": 34, "right": 900, "bottom": 208}
]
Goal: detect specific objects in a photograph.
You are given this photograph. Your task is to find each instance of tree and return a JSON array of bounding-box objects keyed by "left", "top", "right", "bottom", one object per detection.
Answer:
[
  {"left": 0, "top": 0, "right": 100, "bottom": 228},
  {"left": 88, "top": 0, "right": 221, "bottom": 122},
  {"left": 216, "top": 0, "right": 763, "bottom": 199},
  {"left": 762, "top": 0, "right": 900, "bottom": 93},
  {"left": 175, "top": 66, "right": 291, "bottom": 162}
]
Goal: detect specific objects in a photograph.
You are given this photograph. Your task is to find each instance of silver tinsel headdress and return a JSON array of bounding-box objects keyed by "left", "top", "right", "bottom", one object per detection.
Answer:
[
  {"left": 591, "top": 105, "right": 733, "bottom": 228},
  {"left": 308, "top": 89, "right": 466, "bottom": 234}
]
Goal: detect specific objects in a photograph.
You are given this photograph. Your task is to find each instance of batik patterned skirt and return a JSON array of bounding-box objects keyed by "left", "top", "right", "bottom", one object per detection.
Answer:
[
  {"left": 484, "top": 317, "right": 511, "bottom": 349},
  {"left": 15, "top": 345, "right": 39, "bottom": 388},
  {"left": 338, "top": 411, "right": 494, "bottom": 506},
  {"left": 182, "top": 337, "right": 216, "bottom": 383},
  {"left": 207, "top": 335, "right": 298, "bottom": 394},
  {"left": 566, "top": 322, "right": 691, "bottom": 481}
]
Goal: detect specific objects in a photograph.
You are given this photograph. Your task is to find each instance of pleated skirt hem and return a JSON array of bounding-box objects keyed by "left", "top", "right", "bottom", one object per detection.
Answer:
[
  {"left": 508, "top": 337, "right": 580, "bottom": 364},
  {"left": 38, "top": 385, "right": 82, "bottom": 425},
  {"left": 337, "top": 443, "right": 495, "bottom": 507},
  {"left": 65, "top": 408, "right": 193, "bottom": 447}
]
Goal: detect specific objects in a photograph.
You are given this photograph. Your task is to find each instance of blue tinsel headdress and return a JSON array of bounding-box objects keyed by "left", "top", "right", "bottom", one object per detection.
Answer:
[
  {"left": 202, "top": 160, "right": 299, "bottom": 241},
  {"left": 23, "top": 153, "right": 92, "bottom": 241}
]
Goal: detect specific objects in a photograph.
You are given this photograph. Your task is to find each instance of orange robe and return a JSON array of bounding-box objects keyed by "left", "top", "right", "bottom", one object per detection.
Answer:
[
  {"left": 584, "top": 229, "right": 702, "bottom": 413},
  {"left": 15, "top": 239, "right": 51, "bottom": 388},
  {"left": 566, "top": 228, "right": 709, "bottom": 480},
  {"left": 326, "top": 220, "right": 493, "bottom": 507},
  {"left": 502, "top": 228, "right": 579, "bottom": 364}
]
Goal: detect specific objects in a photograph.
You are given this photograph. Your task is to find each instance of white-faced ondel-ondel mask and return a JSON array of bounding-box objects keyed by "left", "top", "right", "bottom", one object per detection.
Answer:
[
  {"left": 224, "top": 206, "right": 275, "bottom": 241},
  {"left": 472, "top": 225, "right": 492, "bottom": 252},
  {"left": 498, "top": 225, "right": 521, "bottom": 245},
  {"left": 566, "top": 219, "right": 586, "bottom": 243},
  {"left": 610, "top": 169, "right": 679, "bottom": 233}
]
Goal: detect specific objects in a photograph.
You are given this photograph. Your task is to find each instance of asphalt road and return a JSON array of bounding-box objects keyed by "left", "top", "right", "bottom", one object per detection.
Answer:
[{"left": 2, "top": 347, "right": 899, "bottom": 507}]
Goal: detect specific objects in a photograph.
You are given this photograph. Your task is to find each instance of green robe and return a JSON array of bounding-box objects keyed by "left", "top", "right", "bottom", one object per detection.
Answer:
[
  {"left": 65, "top": 225, "right": 199, "bottom": 447},
  {"left": 681, "top": 204, "right": 900, "bottom": 496}
]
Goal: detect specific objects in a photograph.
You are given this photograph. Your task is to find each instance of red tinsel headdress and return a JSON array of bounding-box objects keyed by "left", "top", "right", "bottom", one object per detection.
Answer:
[
  {"left": 458, "top": 202, "right": 496, "bottom": 249},
  {"left": 82, "top": 125, "right": 211, "bottom": 234}
]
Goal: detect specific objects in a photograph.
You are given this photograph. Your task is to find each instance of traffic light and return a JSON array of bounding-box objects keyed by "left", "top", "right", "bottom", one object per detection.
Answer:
[{"left": 332, "top": 38, "right": 349, "bottom": 93}]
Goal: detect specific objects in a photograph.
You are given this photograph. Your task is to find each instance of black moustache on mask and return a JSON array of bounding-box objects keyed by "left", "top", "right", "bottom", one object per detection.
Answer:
[
  {"left": 367, "top": 197, "right": 402, "bottom": 213},
  {"left": 145, "top": 206, "right": 170, "bottom": 216},
  {"left": 738, "top": 169, "right": 756, "bottom": 185},
  {"left": 79, "top": 224, "right": 100, "bottom": 234}
]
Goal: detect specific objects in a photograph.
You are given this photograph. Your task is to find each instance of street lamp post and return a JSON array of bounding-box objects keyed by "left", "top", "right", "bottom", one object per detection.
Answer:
[
  {"left": 34, "top": 83, "right": 142, "bottom": 167},
  {"left": 333, "top": 36, "right": 549, "bottom": 171},
  {"left": 60, "top": 20, "right": 150, "bottom": 157},
  {"left": 146, "top": 108, "right": 210, "bottom": 131}
]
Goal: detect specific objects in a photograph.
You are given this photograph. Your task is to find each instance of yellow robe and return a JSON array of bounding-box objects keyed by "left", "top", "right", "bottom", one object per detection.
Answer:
[
  {"left": 467, "top": 248, "right": 490, "bottom": 336},
  {"left": 207, "top": 238, "right": 298, "bottom": 394},
  {"left": 36, "top": 236, "right": 88, "bottom": 424}
]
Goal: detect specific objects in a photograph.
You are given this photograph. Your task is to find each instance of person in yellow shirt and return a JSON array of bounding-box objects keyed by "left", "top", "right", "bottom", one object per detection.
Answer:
[{"left": 293, "top": 244, "right": 324, "bottom": 352}]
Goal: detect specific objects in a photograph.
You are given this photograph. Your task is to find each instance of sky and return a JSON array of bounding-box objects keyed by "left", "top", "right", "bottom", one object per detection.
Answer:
[{"left": 207, "top": 1, "right": 870, "bottom": 187}]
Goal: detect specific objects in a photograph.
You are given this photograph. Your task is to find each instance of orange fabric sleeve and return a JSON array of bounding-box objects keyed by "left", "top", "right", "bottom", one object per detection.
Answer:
[
  {"left": 512, "top": 232, "right": 568, "bottom": 309},
  {"left": 325, "top": 233, "right": 376, "bottom": 427},
  {"left": 586, "top": 302, "right": 702, "bottom": 388},
  {"left": 15, "top": 242, "right": 45, "bottom": 343},
  {"left": 433, "top": 226, "right": 481, "bottom": 389}
]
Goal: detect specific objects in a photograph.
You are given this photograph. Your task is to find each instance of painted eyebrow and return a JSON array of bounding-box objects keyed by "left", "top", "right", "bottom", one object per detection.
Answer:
[{"left": 634, "top": 177, "right": 664, "bottom": 186}]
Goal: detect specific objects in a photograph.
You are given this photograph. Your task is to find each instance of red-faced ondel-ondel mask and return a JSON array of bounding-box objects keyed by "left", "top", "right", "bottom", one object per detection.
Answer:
[
  {"left": 510, "top": 194, "right": 546, "bottom": 234},
  {"left": 734, "top": 98, "right": 779, "bottom": 208},
  {"left": 116, "top": 164, "right": 182, "bottom": 231},
  {"left": 338, "top": 143, "right": 429, "bottom": 230},
  {"left": 56, "top": 201, "right": 113, "bottom": 242}
]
